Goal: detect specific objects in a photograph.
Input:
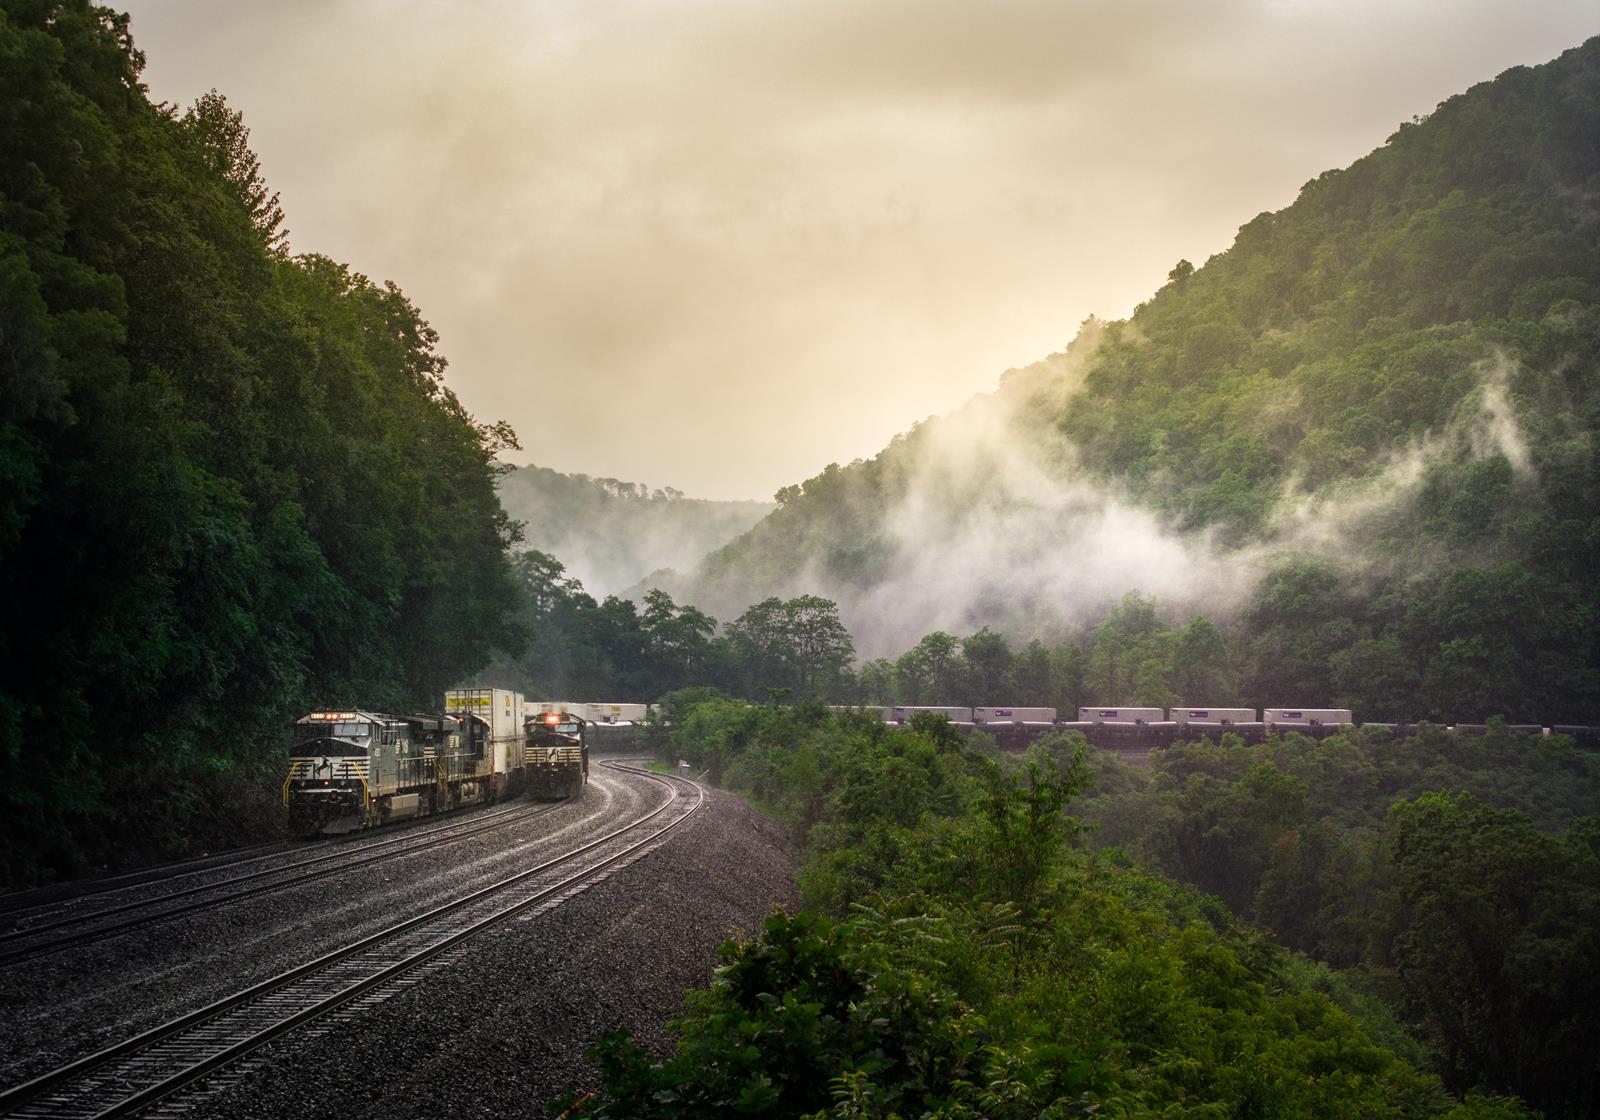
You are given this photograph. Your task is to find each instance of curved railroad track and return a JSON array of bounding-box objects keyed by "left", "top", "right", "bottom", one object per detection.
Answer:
[
  {"left": 0, "top": 788, "right": 568, "bottom": 926},
  {"left": 0, "top": 763, "right": 701, "bottom": 1120},
  {"left": 0, "top": 797, "right": 570, "bottom": 966},
  {"left": 0, "top": 842, "right": 292, "bottom": 920}
]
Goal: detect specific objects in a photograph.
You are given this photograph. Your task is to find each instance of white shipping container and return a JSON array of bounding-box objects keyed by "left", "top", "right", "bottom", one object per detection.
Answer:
[
  {"left": 1263, "top": 708, "right": 1352, "bottom": 726},
  {"left": 445, "top": 688, "right": 526, "bottom": 771},
  {"left": 891, "top": 706, "right": 973, "bottom": 722},
  {"left": 569, "top": 702, "right": 651, "bottom": 723},
  {"left": 1077, "top": 707, "right": 1165, "bottom": 724},
  {"left": 973, "top": 707, "right": 1057, "bottom": 724},
  {"left": 831, "top": 705, "right": 895, "bottom": 720},
  {"left": 1170, "top": 707, "right": 1257, "bottom": 725}
]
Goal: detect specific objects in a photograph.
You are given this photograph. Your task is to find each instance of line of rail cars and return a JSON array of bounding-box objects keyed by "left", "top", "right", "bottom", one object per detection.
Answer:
[
  {"left": 528, "top": 700, "right": 652, "bottom": 724},
  {"left": 830, "top": 704, "right": 1600, "bottom": 752},
  {"left": 284, "top": 689, "right": 595, "bottom": 836}
]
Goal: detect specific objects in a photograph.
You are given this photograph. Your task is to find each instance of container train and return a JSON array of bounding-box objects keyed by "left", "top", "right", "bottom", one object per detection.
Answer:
[
  {"left": 283, "top": 688, "right": 593, "bottom": 836},
  {"left": 284, "top": 689, "right": 1596, "bottom": 834},
  {"left": 831, "top": 704, "right": 1600, "bottom": 752}
]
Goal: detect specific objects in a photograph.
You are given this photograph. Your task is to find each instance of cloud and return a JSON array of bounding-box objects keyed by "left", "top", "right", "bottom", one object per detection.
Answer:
[{"left": 122, "top": 0, "right": 1597, "bottom": 498}]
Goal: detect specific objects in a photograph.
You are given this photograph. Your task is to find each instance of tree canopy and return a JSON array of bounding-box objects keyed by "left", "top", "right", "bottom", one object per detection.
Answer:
[{"left": 0, "top": 2, "right": 519, "bottom": 886}]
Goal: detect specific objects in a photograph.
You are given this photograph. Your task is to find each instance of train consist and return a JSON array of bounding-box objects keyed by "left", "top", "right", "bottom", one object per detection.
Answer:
[
  {"left": 283, "top": 688, "right": 1596, "bottom": 834},
  {"left": 283, "top": 688, "right": 594, "bottom": 836},
  {"left": 831, "top": 704, "right": 1600, "bottom": 752}
]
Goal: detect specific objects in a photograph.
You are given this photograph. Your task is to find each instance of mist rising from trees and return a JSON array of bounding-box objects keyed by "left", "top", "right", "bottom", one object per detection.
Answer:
[{"left": 644, "top": 39, "right": 1600, "bottom": 719}]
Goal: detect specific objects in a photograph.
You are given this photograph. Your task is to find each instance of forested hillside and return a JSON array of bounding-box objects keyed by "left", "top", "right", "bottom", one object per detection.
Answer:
[
  {"left": 0, "top": 3, "right": 519, "bottom": 886},
  {"left": 497, "top": 465, "right": 769, "bottom": 596},
  {"left": 567, "top": 697, "right": 1583, "bottom": 1118},
  {"left": 663, "top": 38, "right": 1600, "bottom": 722}
]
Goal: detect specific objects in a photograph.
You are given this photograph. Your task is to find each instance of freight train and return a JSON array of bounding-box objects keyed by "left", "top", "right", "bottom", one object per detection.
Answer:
[
  {"left": 283, "top": 688, "right": 593, "bottom": 836},
  {"left": 830, "top": 704, "right": 1600, "bottom": 752},
  {"left": 284, "top": 690, "right": 1596, "bottom": 834}
]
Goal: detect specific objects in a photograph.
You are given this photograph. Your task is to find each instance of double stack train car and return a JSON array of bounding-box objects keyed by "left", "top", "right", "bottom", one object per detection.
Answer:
[{"left": 831, "top": 704, "right": 1600, "bottom": 752}]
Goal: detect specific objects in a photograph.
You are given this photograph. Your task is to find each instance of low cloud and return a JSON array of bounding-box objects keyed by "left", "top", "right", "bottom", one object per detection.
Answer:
[
  {"left": 122, "top": 0, "right": 1593, "bottom": 500},
  {"left": 679, "top": 339, "right": 1544, "bottom": 656}
]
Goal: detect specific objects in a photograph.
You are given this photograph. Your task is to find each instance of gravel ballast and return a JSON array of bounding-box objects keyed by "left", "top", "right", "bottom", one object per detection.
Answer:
[
  {"left": 185, "top": 776, "right": 796, "bottom": 1119},
  {"left": 0, "top": 785, "right": 648, "bottom": 1086}
]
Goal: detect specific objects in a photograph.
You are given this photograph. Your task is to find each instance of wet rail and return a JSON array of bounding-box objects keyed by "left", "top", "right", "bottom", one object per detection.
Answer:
[
  {"left": 0, "top": 797, "right": 567, "bottom": 965},
  {"left": 0, "top": 763, "right": 701, "bottom": 1120}
]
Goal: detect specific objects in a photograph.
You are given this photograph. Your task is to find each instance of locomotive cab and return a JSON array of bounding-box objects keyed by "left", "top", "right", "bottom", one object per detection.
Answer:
[{"left": 284, "top": 710, "right": 389, "bottom": 836}]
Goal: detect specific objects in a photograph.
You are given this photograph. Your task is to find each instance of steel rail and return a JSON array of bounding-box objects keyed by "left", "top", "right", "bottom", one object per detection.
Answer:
[
  {"left": 0, "top": 797, "right": 568, "bottom": 965},
  {"left": 0, "top": 842, "right": 290, "bottom": 919},
  {"left": 0, "top": 765, "right": 701, "bottom": 1120},
  {"left": 0, "top": 782, "right": 558, "bottom": 923}
]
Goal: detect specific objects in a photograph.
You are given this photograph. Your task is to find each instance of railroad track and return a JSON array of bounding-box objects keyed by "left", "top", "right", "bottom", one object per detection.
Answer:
[
  {"left": 0, "top": 764, "right": 701, "bottom": 1120},
  {"left": 0, "top": 797, "right": 567, "bottom": 966},
  {"left": 0, "top": 842, "right": 292, "bottom": 920}
]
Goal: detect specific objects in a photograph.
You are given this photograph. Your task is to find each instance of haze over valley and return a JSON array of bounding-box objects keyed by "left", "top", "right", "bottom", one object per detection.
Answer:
[{"left": 2, "top": 7, "right": 1598, "bottom": 1119}]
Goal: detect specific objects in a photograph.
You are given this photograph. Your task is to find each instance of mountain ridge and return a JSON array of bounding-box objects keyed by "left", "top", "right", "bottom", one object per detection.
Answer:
[
  {"left": 499, "top": 464, "right": 772, "bottom": 597},
  {"left": 641, "top": 37, "right": 1600, "bottom": 716}
]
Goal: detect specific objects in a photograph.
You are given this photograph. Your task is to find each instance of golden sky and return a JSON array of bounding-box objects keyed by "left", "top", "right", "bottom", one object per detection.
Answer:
[{"left": 122, "top": 1, "right": 1596, "bottom": 500}]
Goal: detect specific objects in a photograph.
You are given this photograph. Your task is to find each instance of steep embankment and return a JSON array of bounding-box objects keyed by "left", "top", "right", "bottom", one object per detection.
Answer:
[{"left": 660, "top": 38, "right": 1600, "bottom": 719}]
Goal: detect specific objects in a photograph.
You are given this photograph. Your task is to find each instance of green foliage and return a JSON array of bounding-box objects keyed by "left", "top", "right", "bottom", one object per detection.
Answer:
[
  {"left": 482, "top": 568, "right": 857, "bottom": 705},
  {"left": 0, "top": 3, "right": 518, "bottom": 885},
  {"left": 726, "top": 595, "right": 855, "bottom": 699},
  {"left": 1385, "top": 792, "right": 1600, "bottom": 1114},
  {"left": 1077, "top": 725, "right": 1600, "bottom": 1116},
  {"left": 566, "top": 696, "right": 1541, "bottom": 1119},
  {"left": 495, "top": 463, "right": 770, "bottom": 596}
]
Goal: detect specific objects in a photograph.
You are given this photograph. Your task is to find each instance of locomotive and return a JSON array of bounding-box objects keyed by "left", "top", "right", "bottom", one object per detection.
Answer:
[
  {"left": 525, "top": 710, "right": 589, "bottom": 800},
  {"left": 284, "top": 688, "right": 539, "bottom": 837},
  {"left": 284, "top": 710, "right": 472, "bottom": 836}
]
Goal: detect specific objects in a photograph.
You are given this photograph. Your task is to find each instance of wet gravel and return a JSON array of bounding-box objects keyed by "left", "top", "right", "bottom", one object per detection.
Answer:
[
  {"left": 181, "top": 780, "right": 798, "bottom": 1119},
  {"left": 0, "top": 767, "right": 676, "bottom": 1088}
]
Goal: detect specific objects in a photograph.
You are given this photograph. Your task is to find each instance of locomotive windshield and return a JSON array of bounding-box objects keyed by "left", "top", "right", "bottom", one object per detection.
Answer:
[
  {"left": 291, "top": 720, "right": 373, "bottom": 756},
  {"left": 294, "top": 722, "right": 370, "bottom": 742}
]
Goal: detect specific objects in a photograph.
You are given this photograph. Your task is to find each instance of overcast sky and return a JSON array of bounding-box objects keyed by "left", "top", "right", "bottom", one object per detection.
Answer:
[{"left": 122, "top": 1, "right": 1596, "bottom": 500}]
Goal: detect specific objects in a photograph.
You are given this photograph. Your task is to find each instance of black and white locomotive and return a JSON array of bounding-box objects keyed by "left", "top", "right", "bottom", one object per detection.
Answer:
[{"left": 524, "top": 710, "right": 589, "bottom": 800}]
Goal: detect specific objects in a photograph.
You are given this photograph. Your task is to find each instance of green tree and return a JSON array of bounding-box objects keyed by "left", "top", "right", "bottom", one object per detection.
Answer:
[
  {"left": 960, "top": 626, "right": 1014, "bottom": 705},
  {"left": 1383, "top": 793, "right": 1600, "bottom": 1115}
]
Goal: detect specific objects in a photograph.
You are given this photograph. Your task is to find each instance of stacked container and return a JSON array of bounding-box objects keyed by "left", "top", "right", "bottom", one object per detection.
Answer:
[
  {"left": 444, "top": 688, "right": 526, "bottom": 779},
  {"left": 1077, "top": 707, "right": 1165, "bottom": 723},
  {"left": 973, "top": 707, "right": 1057, "bottom": 724},
  {"left": 1170, "top": 707, "right": 1256, "bottom": 726},
  {"left": 1263, "top": 708, "right": 1352, "bottom": 727}
]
